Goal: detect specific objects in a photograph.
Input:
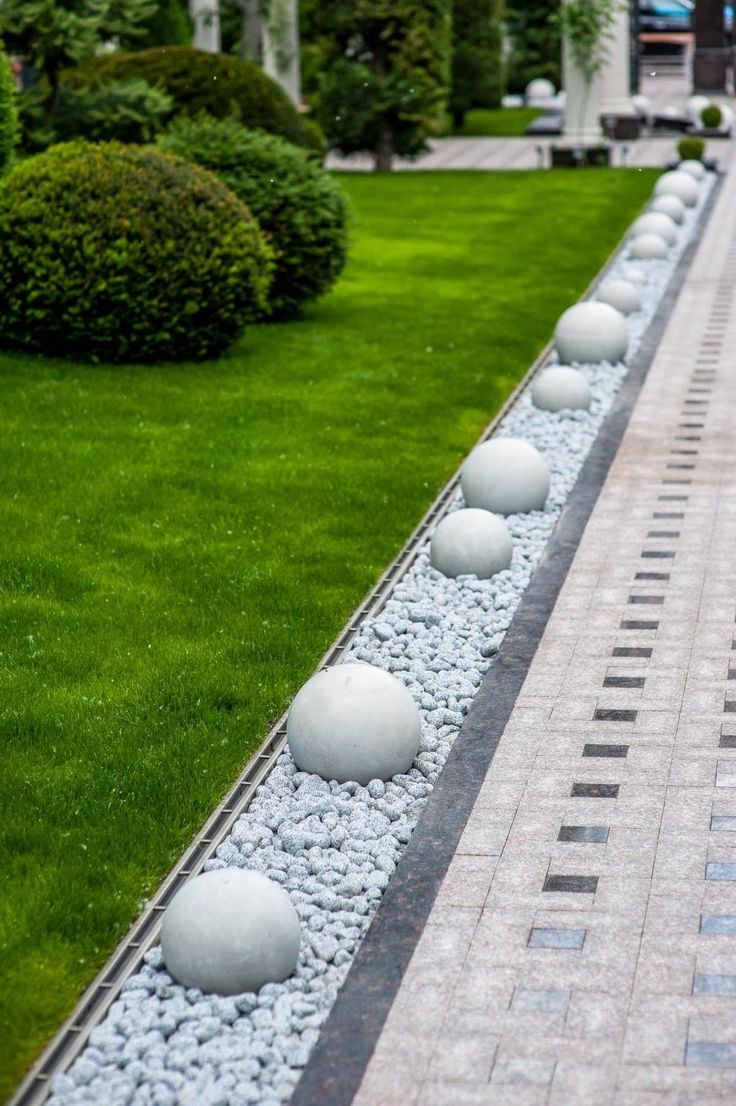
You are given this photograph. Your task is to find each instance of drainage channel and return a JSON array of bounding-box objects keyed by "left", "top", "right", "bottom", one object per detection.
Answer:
[{"left": 8, "top": 227, "right": 652, "bottom": 1106}]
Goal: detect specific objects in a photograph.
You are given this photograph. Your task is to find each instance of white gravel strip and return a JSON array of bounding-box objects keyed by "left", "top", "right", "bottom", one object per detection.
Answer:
[{"left": 48, "top": 177, "right": 713, "bottom": 1106}]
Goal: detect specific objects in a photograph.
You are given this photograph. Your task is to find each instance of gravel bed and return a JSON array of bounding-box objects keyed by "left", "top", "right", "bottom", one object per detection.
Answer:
[{"left": 48, "top": 177, "right": 713, "bottom": 1106}]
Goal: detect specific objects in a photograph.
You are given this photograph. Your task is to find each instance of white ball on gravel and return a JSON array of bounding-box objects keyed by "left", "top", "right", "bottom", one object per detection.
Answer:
[
  {"left": 687, "top": 94, "right": 710, "bottom": 120},
  {"left": 287, "top": 663, "right": 422, "bottom": 785},
  {"left": 654, "top": 170, "right": 699, "bottom": 207},
  {"left": 525, "top": 78, "right": 555, "bottom": 104},
  {"left": 720, "top": 104, "right": 734, "bottom": 129},
  {"left": 596, "top": 279, "right": 642, "bottom": 316},
  {"left": 650, "top": 193, "right": 686, "bottom": 224},
  {"left": 554, "top": 301, "right": 629, "bottom": 365},
  {"left": 632, "top": 93, "right": 651, "bottom": 117},
  {"left": 678, "top": 158, "right": 706, "bottom": 181},
  {"left": 461, "top": 437, "right": 550, "bottom": 515},
  {"left": 631, "top": 212, "right": 677, "bottom": 246},
  {"left": 430, "top": 508, "right": 512, "bottom": 579},
  {"left": 161, "top": 869, "right": 301, "bottom": 995},
  {"left": 623, "top": 266, "right": 647, "bottom": 285},
  {"left": 629, "top": 232, "right": 669, "bottom": 260},
  {"left": 531, "top": 366, "right": 592, "bottom": 413}
]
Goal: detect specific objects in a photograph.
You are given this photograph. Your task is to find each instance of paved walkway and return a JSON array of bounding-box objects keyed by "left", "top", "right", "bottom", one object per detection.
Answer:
[
  {"left": 342, "top": 140, "right": 736, "bottom": 1104},
  {"left": 327, "top": 71, "right": 735, "bottom": 173}
]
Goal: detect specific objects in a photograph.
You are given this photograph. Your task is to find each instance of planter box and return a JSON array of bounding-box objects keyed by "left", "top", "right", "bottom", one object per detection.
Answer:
[
  {"left": 600, "top": 114, "right": 642, "bottom": 141},
  {"left": 550, "top": 144, "right": 611, "bottom": 168}
]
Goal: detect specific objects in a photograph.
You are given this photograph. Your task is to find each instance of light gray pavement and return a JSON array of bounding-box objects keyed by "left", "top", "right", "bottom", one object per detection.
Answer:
[
  {"left": 350, "top": 131, "right": 736, "bottom": 1106},
  {"left": 326, "top": 71, "right": 735, "bottom": 173}
]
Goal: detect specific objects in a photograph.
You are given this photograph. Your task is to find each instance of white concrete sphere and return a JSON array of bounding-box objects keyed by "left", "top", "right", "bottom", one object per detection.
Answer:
[
  {"left": 531, "top": 366, "right": 592, "bottom": 413},
  {"left": 623, "top": 266, "right": 647, "bottom": 285},
  {"left": 161, "top": 870, "right": 301, "bottom": 995},
  {"left": 596, "top": 279, "right": 641, "bottom": 316},
  {"left": 654, "top": 170, "right": 699, "bottom": 207},
  {"left": 678, "top": 158, "right": 706, "bottom": 181},
  {"left": 650, "top": 193, "right": 686, "bottom": 224},
  {"left": 287, "top": 663, "right": 421, "bottom": 785},
  {"left": 525, "top": 78, "right": 555, "bottom": 104},
  {"left": 687, "top": 94, "right": 710, "bottom": 120},
  {"left": 430, "top": 508, "right": 512, "bottom": 579},
  {"left": 720, "top": 103, "right": 734, "bottom": 129},
  {"left": 554, "top": 301, "right": 629, "bottom": 365},
  {"left": 631, "top": 211, "right": 678, "bottom": 246},
  {"left": 632, "top": 93, "right": 651, "bottom": 118},
  {"left": 629, "top": 232, "right": 669, "bottom": 260},
  {"left": 461, "top": 438, "right": 550, "bottom": 516}
]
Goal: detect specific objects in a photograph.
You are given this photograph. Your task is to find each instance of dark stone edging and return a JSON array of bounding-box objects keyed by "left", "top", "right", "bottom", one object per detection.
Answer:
[{"left": 290, "top": 180, "right": 721, "bottom": 1106}]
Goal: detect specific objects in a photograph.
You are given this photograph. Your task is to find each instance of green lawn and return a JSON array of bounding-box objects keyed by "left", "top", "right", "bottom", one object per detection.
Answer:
[
  {"left": 0, "top": 168, "right": 657, "bottom": 1096},
  {"left": 450, "top": 107, "right": 543, "bottom": 137}
]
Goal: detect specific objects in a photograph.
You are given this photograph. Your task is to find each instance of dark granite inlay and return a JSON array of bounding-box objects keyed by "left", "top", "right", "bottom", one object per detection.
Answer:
[
  {"left": 571, "top": 783, "right": 620, "bottom": 799},
  {"left": 658, "top": 494, "right": 688, "bottom": 501},
  {"left": 528, "top": 928, "right": 586, "bottom": 950},
  {"left": 635, "top": 572, "right": 670, "bottom": 581},
  {"left": 666, "top": 464, "right": 695, "bottom": 470},
  {"left": 594, "top": 709, "right": 637, "bottom": 722},
  {"left": 620, "top": 620, "right": 659, "bottom": 629},
  {"left": 711, "top": 816, "right": 736, "bottom": 832},
  {"left": 686, "top": 1043, "right": 736, "bottom": 1068},
  {"left": 558, "top": 825, "right": 609, "bottom": 843},
  {"left": 724, "top": 700, "right": 736, "bottom": 713},
  {"left": 720, "top": 735, "right": 736, "bottom": 749},
  {"left": 728, "top": 668, "right": 736, "bottom": 680},
  {"left": 706, "top": 862, "right": 736, "bottom": 880},
  {"left": 628, "top": 595, "right": 664, "bottom": 605},
  {"left": 603, "top": 676, "right": 645, "bottom": 688},
  {"left": 694, "top": 975, "right": 736, "bottom": 995},
  {"left": 612, "top": 647, "right": 652, "bottom": 658},
  {"left": 678, "top": 422, "right": 704, "bottom": 428},
  {"left": 543, "top": 874, "right": 598, "bottom": 894},
  {"left": 583, "top": 743, "right": 628, "bottom": 758},
  {"left": 661, "top": 479, "right": 691, "bottom": 485},
  {"left": 647, "top": 530, "right": 680, "bottom": 538},
  {"left": 700, "top": 915, "right": 736, "bottom": 934},
  {"left": 641, "top": 550, "right": 675, "bottom": 558},
  {"left": 652, "top": 512, "right": 683, "bottom": 519}
]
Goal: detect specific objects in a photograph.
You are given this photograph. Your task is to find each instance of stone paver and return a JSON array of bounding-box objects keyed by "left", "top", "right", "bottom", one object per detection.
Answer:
[{"left": 350, "top": 123, "right": 736, "bottom": 1106}]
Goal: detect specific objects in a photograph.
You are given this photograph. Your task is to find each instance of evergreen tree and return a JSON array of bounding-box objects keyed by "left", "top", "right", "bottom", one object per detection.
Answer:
[
  {"left": 304, "top": 0, "right": 451, "bottom": 170},
  {"left": 450, "top": 0, "right": 505, "bottom": 128},
  {"left": 505, "top": 0, "right": 561, "bottom": 95},
  {"left": 0, "top": 0, "right": 156, "bottom": 112}
]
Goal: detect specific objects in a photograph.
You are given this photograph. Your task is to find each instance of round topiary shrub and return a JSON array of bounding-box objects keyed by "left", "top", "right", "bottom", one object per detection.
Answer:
[
  {"left": 677, "top": 136, "right": 705, "bottom": 162},
  {"left": 63, "top": 47, "right": 324, "bottom": 155},
  {"left": 0, "top": 141, "right": 273, "bottom": 362},
  {"left": 701, "top": 104, "right": 723, "bottom": 129},
  {"left": 159, "top": 115, "right": 348, "bottom": 317}
]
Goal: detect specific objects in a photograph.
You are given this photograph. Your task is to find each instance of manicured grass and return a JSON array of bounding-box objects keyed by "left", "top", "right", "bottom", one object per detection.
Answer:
[
  {"left": 450, "top": 107, "right": 543, "bottom": 137},
  {"left": 0, "top": 167, "right": 657, "bottom": 1096}
]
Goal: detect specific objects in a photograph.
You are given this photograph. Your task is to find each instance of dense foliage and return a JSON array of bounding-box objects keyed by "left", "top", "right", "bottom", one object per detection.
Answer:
[
  {"left": 302, "top": 0, "right": 452, "bottom": 169},
  {"left": 0, "top": 0, "right": 155, "bottom": 111},
  {"left": 678, "top": 136, "right": 705, "bottom": 160},
  {"left": 558, "top": 0, "right": 618, "bottom": 86},
  {"left": 0, "top": 142, "right": 273, "bottom": 362},
  {"left": 701, "top": 104, "right": 723, "bottom": 128},
  {"left": 53, "top": 78, "right": 173, "bottom": 144},
  {"left": 449, "top": 0, "right": 505, "bottom": 128},
  {"left": 159, "top": 115, "right": 348, "bottom": 316},
  {"left": 119, "top": 0, "right": 191, "bottom": 47},
  {"left": 64, "top": 46, "right": 322, "bottom": 152},
  {"left": 504, "top": 1, "right": 561, "bottom": 94},
  {"left": 0, "top": 48, "right": 18, "bottom": 174}
]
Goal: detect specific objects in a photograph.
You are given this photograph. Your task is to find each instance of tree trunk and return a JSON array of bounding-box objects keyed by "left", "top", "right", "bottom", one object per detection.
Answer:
[
  {"left": 242, "top": 0, "right": 262, "bottom": 62},
  {"left": 374, "top": 122, "right": 393, "bottom": 171},
  {"left": 189, "top": 0, "right": 221, "bottom": 53}
]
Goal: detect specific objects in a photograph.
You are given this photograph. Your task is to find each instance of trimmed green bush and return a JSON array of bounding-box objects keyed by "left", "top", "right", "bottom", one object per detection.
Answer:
[
  {"left": 0, "top": 47, "right": 18, "bottom": 173},
  {"left": 54, "top": 78, "right": 173, "bottom": 144},
  {"left": 677, "top": 136, "right": 705, "bottom": 161},
  {"left": 159, "top": 115, "right": 348, "bottom": 317},
  {"left": 0, "top": 141, "right": 273, "bottom": 362},
  {"left": 64, "top": 46, "right": 323, "bottom": 153},
  {"left": 701, "top": 104, "right": 723, "bottom": 129}
]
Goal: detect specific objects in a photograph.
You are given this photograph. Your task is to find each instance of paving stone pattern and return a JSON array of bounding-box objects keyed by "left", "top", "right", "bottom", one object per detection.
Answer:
[{"left": 348, "top": 150, "right": 736, "bottom": 1106}]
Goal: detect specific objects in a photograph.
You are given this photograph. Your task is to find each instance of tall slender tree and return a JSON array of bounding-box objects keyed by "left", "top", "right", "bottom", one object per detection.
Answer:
[{"left": 450, "top": 0, "right": 505, "bottom": 129}]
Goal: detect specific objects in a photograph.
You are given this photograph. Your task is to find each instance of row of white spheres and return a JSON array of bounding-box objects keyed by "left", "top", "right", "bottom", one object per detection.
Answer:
[{"left": 157, "top": 153, "right": 714, "bottom": 1000}]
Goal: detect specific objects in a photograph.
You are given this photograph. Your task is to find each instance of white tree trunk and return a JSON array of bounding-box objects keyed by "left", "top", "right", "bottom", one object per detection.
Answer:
[
  {"left": 262, "top": 0, "right": 301, "bottom": 105},
  {"left": 190, "top": 0, "right": 221, "bottom": 53},
  {"left": 600, "top": 0, "right": 635, "bottom": 116}
]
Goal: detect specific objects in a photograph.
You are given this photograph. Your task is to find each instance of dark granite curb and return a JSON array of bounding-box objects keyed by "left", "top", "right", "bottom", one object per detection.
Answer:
[{"left": 290, "top": 179, "right": 721, "bottom": 1106}]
